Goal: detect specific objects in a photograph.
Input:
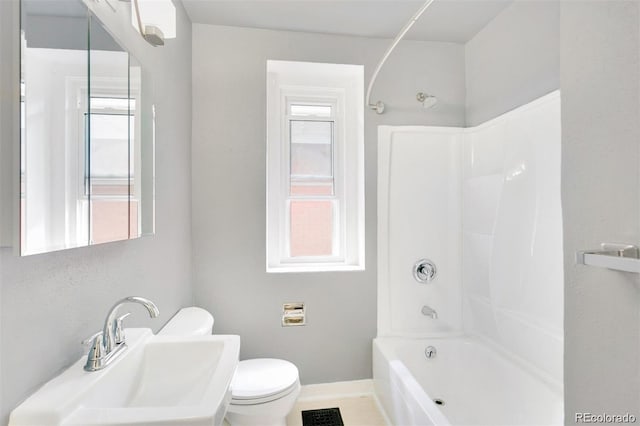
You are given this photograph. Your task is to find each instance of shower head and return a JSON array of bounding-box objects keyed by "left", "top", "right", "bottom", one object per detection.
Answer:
[
  {"left": 142, "top": 25, "right": 165, "bottom": 47},
  {"left": 417, "top": 92, "right": 438, "bottom": 109}
]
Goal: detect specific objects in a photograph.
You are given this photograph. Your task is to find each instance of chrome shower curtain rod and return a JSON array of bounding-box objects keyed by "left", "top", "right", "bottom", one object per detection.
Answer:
[{"left": 365, "top": 0, "right": 436, "bottom": 114}]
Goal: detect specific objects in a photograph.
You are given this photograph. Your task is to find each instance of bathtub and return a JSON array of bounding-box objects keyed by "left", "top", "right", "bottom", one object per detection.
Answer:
[{"left": 373, "top": 337, "right": 563, "bottom": 426}]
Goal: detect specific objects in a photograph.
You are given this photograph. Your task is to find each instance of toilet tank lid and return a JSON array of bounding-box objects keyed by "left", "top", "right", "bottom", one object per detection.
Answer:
[{"left": 158, "top": 307, "right": 214, "bottom": 336}]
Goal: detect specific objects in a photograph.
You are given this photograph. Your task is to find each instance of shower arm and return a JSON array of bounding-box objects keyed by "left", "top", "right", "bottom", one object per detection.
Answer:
[{"left": 365, "top": 0, "right": 436, "bottom": 114}]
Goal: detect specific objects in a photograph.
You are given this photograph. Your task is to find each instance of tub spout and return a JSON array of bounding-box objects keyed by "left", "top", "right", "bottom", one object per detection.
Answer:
[{"left": 421, "top": 305, "right": 437, "bottom": 319}]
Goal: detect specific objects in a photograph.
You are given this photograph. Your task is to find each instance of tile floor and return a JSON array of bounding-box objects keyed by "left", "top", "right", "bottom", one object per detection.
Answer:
[{"left": 286, "top": 395, "right": 388, "bottom": 426}]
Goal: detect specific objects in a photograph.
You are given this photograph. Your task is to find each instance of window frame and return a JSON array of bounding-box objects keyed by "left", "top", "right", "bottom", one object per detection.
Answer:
[
  {"left": 282, "top": 94, "right": 343, "bottom": 263},
  {"left": 266, "top": 60, "right": 365, "bottom": 273}
]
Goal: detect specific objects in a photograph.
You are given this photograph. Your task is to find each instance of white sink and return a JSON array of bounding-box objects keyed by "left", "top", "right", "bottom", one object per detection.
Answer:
[{"left": 9, "top": 329, "right": 240, "bottom": 426}]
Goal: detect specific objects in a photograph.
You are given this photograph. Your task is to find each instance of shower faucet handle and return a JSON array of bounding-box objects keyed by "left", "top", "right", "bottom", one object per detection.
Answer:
[{"left": 414, "top": 259, "right": 437, "bottom": 283}]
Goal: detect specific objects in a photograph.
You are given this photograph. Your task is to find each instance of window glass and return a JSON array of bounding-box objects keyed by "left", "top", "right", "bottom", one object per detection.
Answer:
[
  {"left": 290, "top": 200, "right": 334, "bottom": 257},
  {"left": 86, "top": 96, "right": 133, "bottom": 244},
  {"left": 290, "top": 104, "right": 332, "bottom": 117},
  {"left": 89, "top": 114, "right": 130, "bottom": 178},
  {"left": 290, "top": 120, "right": 334, "bottom": 197},
  {"left": 90, "top": 96, "right": 135, "bottom": 111}
]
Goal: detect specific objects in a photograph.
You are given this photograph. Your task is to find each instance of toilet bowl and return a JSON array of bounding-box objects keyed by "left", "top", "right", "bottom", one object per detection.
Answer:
[
  {"left": 160, "top": 307, "right": 301, "bottom": 426},
  {"left": 226, "top": 358, "right": 300, "bottom": 426}
]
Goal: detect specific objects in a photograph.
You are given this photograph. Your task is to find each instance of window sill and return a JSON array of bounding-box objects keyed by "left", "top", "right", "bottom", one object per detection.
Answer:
[{"left": 266, "top": 263, "right": 365, "bottom": 273}]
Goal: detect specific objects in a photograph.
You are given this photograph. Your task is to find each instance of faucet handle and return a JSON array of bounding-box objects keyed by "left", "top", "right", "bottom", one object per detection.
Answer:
[
  {"left": 114, "top": 313, "right": 131, "bottom": 345},
  {"left": 81, "top": 331, "right": 103, "bottom": 347},
  {"left": 83, "top": 331, "right": 105, "bottom": 372}
]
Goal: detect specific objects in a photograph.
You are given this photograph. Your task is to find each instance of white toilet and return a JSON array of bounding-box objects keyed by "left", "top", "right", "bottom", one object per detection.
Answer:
[{"left": 159, "top": 307, "right": 301, "bottom": 426}]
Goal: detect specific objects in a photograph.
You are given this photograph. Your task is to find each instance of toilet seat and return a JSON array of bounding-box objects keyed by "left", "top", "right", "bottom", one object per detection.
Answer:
[
  {"left": 231, "top": 381, "right": 299, "bottom": 405},
  {"left": 230, "top": 359, "right": 299, "bottom": 405}
]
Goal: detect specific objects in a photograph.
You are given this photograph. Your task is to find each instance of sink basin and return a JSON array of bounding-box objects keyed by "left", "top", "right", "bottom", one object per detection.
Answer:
[{"left": 9, "top": 329, "right": 240, "bottom": 426}]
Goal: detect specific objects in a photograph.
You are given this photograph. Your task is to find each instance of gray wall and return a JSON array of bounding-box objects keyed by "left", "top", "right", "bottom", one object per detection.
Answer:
[
  {"left": 191, "top": 24, "right": 465, "bottom": 385},
  {"left": 0, "top": 1, "right": 19, "bottom": 249},
  {"left": 0, "top": 1, "right": 194, "bottom": 423},
  {"left": 560, "top": 1, "right": 640, "bottom": 421},
  {"left": 464, "top": 1, "right": 560, "bottom": 126},
  {"left": 0, "top": 1, "right": 13, "bottom": 416}
]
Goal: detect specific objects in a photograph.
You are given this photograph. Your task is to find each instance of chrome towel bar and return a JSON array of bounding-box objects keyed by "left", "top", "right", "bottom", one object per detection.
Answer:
[{"left": 576, "top": 243, "right": 640, "bottom": 273}]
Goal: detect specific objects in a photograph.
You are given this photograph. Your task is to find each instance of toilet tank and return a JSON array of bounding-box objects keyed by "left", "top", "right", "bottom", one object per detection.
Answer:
[{"left": 159, "top": 307, "right": 214, "bottom": 336}]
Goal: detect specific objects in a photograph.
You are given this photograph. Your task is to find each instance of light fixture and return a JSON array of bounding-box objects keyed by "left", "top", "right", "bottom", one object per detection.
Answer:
[{"left": 131, "top": 0, "right": 176, "bottom": 47}]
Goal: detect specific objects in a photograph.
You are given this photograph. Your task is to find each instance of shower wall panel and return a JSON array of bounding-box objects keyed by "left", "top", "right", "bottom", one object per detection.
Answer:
[
  {"left": 461, "top": 91, "right": 563, "bottom": 384},
  {"left": 378, "top": 127, "right": 463, "bottom": 337}
]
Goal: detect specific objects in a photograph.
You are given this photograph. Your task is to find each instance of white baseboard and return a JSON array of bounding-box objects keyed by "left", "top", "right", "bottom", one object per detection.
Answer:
[{"left": 297, "top": 379, "right": 374, "bottom": 401}]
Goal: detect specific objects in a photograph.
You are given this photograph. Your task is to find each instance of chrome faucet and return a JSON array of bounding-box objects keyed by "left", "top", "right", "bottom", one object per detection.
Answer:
[
  {"left": 421, "top": 305, "right": 438, "bottom": 319},
  {"left": 84, "top": 296, "right": 159, "bottom": 372}
]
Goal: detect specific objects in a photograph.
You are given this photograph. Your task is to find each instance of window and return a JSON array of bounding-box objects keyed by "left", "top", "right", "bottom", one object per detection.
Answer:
[
  {"left": 84, "top": 96, "right": 138, "bottom": 244},
  {"left": 266, "top": 60, "right": 364, "bottom": 272}
]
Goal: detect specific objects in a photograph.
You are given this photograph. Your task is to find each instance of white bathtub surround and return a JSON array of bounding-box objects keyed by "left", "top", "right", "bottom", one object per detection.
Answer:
[{"left": 376, "top": 91, "right": 563, "bottom": 425}]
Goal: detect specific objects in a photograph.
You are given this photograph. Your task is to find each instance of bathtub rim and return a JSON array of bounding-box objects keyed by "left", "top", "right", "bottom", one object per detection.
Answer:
[{"left": 374, "top": 334, "right": 563, "bottom": 395}]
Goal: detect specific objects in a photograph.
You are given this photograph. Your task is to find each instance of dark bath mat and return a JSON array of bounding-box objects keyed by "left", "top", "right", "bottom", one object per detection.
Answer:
[{"left": 301, "top": 407, "right": 344, "bottom": 426}]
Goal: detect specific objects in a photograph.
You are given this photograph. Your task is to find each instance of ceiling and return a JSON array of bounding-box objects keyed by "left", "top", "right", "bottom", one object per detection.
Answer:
[{"left": 181, "top": 0, "right": 514, "bottom": 43}]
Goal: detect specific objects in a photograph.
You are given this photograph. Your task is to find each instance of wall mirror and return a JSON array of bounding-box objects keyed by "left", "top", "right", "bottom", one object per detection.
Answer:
[{"left": 20, "top": 0, "right": 155, "bottom": 256}]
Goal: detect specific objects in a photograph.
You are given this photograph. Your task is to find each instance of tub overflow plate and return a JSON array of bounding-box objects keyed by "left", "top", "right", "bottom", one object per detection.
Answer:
[{"left": 425, "top": 345, "right": 437, "bottom": 359}]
